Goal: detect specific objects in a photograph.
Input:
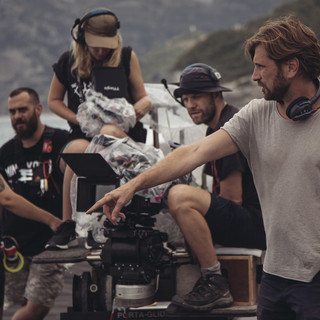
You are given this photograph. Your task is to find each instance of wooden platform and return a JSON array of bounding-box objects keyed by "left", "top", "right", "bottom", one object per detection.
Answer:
[
  {"left": 166, "top": 303, "right": 257, "bottom": 318},
  {"left": 30, "top": 240, "right": 258, "bottom": 319},
  {"left": 60, "top": 303, "right": 257, "bottom": 320}
]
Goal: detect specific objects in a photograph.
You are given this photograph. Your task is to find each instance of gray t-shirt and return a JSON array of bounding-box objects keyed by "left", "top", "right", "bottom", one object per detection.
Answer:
[{"left": 222, "top": 98, "right": 320, "bottom": 282}]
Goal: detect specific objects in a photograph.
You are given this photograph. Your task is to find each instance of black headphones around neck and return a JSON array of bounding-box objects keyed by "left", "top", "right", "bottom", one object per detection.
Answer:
[
  {"left": 286, "top": 78, "right": 320, "bottom": 121},
  {"left": 71, "top": 8, "right": 120, "bottom": 46}
]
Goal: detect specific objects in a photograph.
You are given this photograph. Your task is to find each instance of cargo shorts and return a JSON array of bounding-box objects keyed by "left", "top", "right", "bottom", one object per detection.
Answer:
[{"left": 4, "top": 256, "right": 64, "bottom": 308}]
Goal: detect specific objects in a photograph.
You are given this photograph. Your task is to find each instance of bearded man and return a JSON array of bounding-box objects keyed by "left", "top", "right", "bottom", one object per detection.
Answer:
[{"left": 0, "top": 87, "right": 68, "bottom": 320}]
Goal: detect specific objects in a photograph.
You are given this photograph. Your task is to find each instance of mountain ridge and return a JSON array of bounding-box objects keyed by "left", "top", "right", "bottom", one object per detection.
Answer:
[{"left": 1, "top": 0, "right": 292, "bottom": 113}]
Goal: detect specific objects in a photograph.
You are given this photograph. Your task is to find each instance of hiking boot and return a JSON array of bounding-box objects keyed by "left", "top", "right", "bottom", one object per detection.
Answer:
[
  {"left": 171, "top": 274, "right": 233, "bottom": 311},
  {"left": 45, "top": 220, "right": 78, "bottom": 250},
  {"left": 85, "top": 230, "right": 103, "bottom": 250}
]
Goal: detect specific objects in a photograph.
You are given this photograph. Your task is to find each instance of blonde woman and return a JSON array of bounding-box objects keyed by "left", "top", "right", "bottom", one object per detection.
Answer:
[{"left": 47, "top": 8, "right": 152, "bottom": 249}]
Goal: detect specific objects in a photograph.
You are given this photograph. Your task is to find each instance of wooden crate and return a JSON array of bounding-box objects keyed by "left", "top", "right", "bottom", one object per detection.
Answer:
[{"left": 218, "top": 254, "right": 260, "bottom": 306}]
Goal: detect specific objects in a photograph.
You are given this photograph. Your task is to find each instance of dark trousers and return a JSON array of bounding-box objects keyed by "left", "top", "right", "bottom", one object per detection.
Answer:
[{"left": 257, "top": 271, "right": 320, "bottom": 320}]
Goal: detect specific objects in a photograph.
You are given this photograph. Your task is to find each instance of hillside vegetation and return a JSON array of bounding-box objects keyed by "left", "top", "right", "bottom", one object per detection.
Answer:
[
  {"left": 140, "top": 0, "right": 320, "bottom": 107},
  {"left": 166, "top": 0, "right": 320, "bottom": 83},
  {"left": 0, "top": 0, "right": 292, "bottom": 112}
]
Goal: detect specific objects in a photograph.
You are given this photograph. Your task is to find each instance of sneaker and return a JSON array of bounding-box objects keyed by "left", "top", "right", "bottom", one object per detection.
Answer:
[
  {"left": 85, "top": 230, "right": 103, "bottom": 250},
  {"left": 171, "top": 274, "right": 233, "bottom": 311},
  {"left": 45, "top": 220, "right": 78, "bottom": 250}
]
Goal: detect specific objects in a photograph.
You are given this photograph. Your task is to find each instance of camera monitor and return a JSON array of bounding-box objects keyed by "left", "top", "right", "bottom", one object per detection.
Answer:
[
  {"left": 61, "top": 153, "right": 118, "bottom": 180},
  {"left": 61, "top": 153, "right": 120, "bottom": 212}
]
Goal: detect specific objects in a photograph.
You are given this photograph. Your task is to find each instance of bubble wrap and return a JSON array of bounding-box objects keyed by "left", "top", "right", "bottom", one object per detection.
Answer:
[{"left": 76, "top": 89, "right": 136, "bottom": 138}]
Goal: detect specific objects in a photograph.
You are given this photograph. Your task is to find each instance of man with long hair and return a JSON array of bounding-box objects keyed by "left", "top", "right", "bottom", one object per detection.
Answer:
[{"left": 87, "top": 15, "right": 320, "bottom": 318}]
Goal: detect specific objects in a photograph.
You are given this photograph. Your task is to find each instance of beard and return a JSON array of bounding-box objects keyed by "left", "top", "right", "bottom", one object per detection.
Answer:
[
  {"left": 189, "top": 103, "right": 216, "bottom": 125},
  {"left": 202, "top": 108, "right": 216, "bottom": 125},
  {"left": 12, "top": 111, "right": 38, "bottom": 139},
  {"left": 263, "top": 69, "right": 289, "bottom": 102},
  {"left": 201, "top": 96, "right": 217, "bottom": 125}
]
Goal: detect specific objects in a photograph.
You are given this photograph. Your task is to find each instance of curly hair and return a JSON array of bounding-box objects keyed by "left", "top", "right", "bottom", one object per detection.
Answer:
[{"left": 245, "top": 15, "right": 320, "bottom": 80}]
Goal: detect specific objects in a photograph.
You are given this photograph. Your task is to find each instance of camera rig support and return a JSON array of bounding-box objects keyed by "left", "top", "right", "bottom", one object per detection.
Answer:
[{"left": 33, "top": 153, "right": 258, "bottom": 319}]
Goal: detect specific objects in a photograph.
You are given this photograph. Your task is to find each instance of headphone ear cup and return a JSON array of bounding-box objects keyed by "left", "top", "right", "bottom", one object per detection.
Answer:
[
  {"left": 71, "top": 10, "right": 120, "bottom": 46},
  {"left": 76, "top": 28, "right": 86, "bottom": 45},
  {"left": 71, "top": 19, "right": 86, "bottom": 45},
  {"left": 286, "top": 97, "right": 310, "bottom": 119}
]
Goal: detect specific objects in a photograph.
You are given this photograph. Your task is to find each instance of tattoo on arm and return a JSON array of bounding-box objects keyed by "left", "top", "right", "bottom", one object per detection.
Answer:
[{"left": 0, "top": 177, "right": 5, "bottom": 192}]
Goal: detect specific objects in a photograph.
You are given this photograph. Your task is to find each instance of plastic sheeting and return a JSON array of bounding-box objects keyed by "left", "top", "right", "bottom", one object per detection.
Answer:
[
  {"left": 76, "top": 89, "right": 136, "bottom": 138},
  {"left": 71, "top": 134, "right": 191, "bottom": 241},
  {"left": 86, "top": 134, "right": 171, "bottom": 199},
  {"left": 143, "top": 83, "right": 207, "bottom": 185},
  {"left": 72, "top": 83, "right": 206, "bottom": 242},
  {"left": 76, "top": 84, "right": 207, "bottom": 147},
  {"left": 143, "top": 83, "right": 207, "bottom": 147}
]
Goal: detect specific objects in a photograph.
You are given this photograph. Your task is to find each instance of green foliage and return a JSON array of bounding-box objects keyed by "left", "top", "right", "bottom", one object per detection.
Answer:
[
  {"left": 175, "top": 29, "right": 254, "bottom": 82},
  {"left": 148, "top": 0, "right": 320, "bottom": 82},
  {"left": 140, "top": 32, "right": 204, "bottom": 83}
]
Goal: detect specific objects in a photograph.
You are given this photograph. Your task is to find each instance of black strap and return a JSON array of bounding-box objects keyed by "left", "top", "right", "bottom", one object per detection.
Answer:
[
  {"left": 12, "top": 126, "right": 60, "bottom": 196},
  {"left": 121, "top": 46, "right": 132, "bottom": 78}
]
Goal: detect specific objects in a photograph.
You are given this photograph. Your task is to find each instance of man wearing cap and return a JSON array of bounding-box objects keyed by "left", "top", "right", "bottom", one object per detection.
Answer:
[
  {"left": 161, "top": 63, "right": 265, "bottom": 310},
  {"left": 87, "top": 16, "right": 320, "bottom": 317}
]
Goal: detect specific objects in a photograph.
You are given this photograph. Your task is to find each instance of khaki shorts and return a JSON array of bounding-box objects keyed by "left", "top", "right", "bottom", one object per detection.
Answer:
[{"left": 4, "top": 256, "right": 64, "bottom": 308}]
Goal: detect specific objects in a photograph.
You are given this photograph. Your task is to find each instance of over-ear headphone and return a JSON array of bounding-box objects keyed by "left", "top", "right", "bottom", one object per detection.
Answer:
[
  {"left": 71, "top": 8, "right": 120, "bottom": 46},
  {"left": 286, "top": 78, "right": 320, "bottom": 121}
]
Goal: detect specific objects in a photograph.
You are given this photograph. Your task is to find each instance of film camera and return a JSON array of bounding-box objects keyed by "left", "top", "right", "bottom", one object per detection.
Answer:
[
  {"left": 101, "top": 205, "right": 168, "bottom": 308},
  {"left": 61, "top": 153, "right": 175, "bottom": 313},
  {"left": 36, "top": 152, "right": 260, "bottom": 319}
]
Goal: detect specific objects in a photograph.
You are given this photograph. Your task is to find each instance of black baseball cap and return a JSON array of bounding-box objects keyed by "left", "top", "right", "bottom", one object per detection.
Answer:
[{"left": 174, "top": 63, "right": 231, "bottom": 98}]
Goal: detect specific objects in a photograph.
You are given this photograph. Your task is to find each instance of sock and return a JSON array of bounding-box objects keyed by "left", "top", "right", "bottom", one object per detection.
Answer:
[{"left": 201, "top": 261, "right": 222, "bottom": 279}]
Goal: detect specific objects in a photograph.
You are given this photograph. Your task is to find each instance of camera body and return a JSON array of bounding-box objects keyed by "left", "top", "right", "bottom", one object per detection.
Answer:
[
  {"left": 101, "top": 209, "right": 168, "bottom": 307},
  {"left": 61, "top": 153, "right": 170, "bottom": 310}
]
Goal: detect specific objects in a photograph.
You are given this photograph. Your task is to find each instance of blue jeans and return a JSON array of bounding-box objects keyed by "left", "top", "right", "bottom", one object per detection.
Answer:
[{"left": 258, "top": 271, "right": 320, "bottom": 320}]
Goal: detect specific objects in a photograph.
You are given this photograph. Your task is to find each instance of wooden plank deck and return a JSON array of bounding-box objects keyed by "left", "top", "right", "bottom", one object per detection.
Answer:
[{"left": 3, "top": 242, "right": 258, "bottom": 320}]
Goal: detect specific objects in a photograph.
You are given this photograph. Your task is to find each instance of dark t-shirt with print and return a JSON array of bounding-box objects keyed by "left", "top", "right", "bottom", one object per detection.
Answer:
[
  {"left": 0, "top": 126, "right": 68, "bottom": 256},
  {"left": 52, "top": 47, "right": 147, "bottom": 142}
]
